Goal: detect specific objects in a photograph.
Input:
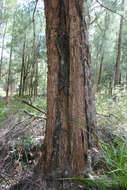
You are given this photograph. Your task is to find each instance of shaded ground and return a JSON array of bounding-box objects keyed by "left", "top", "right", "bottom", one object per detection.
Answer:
[
  {"left": 0, "top": 112, "right": 104, "bottom": 190},
  {"left": 0, "top": 110, "right": 45, "bottom": 190},
  {"left": 0, "top": 87, "right": 127, "bottom": 189},
  {"left": 0, "top": 111, "right": 91, "bottom": 190}
]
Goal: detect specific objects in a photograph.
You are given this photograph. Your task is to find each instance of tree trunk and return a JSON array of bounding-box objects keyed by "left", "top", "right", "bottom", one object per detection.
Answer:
[
  {"left": 109, "top": 81, "right": 112, "bottom": 97},
  {"left": 41, "top": 0, "right": 96, "bottom": 178},
  {"left": 0, "top": 0, "right": 4, "bottom": 27},
  {"left": 5, "top": 16, "right": 15, "bottom": 105},
  {"left": 5, "top": 40, "right": 13, "bottom": 105},
  {"left": 30, "top": 5, "right": 37, "bottom": 98},
  {"left": 34, "top": 62, "right": 38, "bottom": 98},
  {"left": 22, "top": 56, "right": 29, "bottom": 96},
  {"left": 97, "top": 55, "right": 104, "bottom": 92},
  {"left": 119, "top": 73, "right": 121, "bottom": 84},
  {"left": 94, "top": 12, "right": 109, "bottom": 89},
  {"left": 0, "top": 21, "right": 7, "bottom": 79},
  {"left": 5, "top": 21, "right": 15, "bottom": 105},
  {"left": 114, "top": 0, "right": 124, "bottom": 86},
  {"left": 19, "top": 38, "right": 26, "bottom": 96},
  {"left": 22, "top": 70, "right": 26, "bottom": 96}
]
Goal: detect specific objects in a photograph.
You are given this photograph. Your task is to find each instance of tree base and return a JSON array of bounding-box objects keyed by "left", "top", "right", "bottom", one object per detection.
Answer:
[{"left": 9, "top": 176, "right": 84, "bottom": 190}]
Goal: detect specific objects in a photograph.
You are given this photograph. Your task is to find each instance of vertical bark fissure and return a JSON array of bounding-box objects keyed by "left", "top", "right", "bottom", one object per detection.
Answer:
[
  {"left": 75, "top": 0, "right": 95, "bottom": 149},
  {"left": 75, "top": 0, "right": 89, "bottom": 152},
  {"left": 42, "top": 0, "right": 96, "bottom": 176},
  {"left": 42, "top": 0, "right": 60, "bottom": 173},
  {"left": 68, "top": 0, "right": 90, "bottom": 174},
  {"left": 52, "top": 1, "right": 64, "bottom": 168},
  {"left": 52, "top": 0, "right": 70, "bottom": 169}
]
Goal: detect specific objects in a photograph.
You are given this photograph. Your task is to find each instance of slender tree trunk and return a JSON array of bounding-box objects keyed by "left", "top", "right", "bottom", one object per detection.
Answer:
[
  {"left": 22, "top": 68, "right": 27, "bottom": 96},
  {"left": 0, "top": 21, "right": 7, "bottom": 79},
  {"left": 95, "top": 12, "right": 109, "bottom": 89},
  {"left": 5, "top": 38, "right": 13, "bottom": 105},
  {"left": 97, "top": 55, "right": 104, "bottom": 92},
  {"left": 41, "top": 0, "right": 96, "bottom": 178},
  {"left": 119, "top": 73, "right": 121, "bottom": 84},
  {"left": 19, "top": 38, "right": 26, "bottom": 96},
  {"left": 34, "top": 62, "right": 38, "bottom": 98},
  {"left": 30, "top": 70, "right": 35, "bottom": 97},
  {"left": 109, "top": 81, "right": 112, "bottom": 96},
  {"left": 0, "top": 0, "right": 7, "bottom": 78},
  {"left": 0, "top": 0, "right": 3, "bottom": 26},
  {"left": 29, "top": 9, "right": 37, "bottom": 97},
  {"left": 5, "top": 16, "right": 15, "bottom": 105},
  {"left": 114, "top": 0, "right": 124, "bottom": 86},
  {"left": 21, "top": 55, "right": 29, "bottom": 96}
]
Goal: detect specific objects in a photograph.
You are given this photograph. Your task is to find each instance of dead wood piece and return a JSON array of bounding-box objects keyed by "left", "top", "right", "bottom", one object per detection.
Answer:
[
  {"left": 23, "top": 110, "right": 46, "bottom": 120},
  {"left": 96, "top": 112, "right": 120, "bottom": 120},
  {"left": 21, "top": 99, "right": 47, "bottom": 115}
]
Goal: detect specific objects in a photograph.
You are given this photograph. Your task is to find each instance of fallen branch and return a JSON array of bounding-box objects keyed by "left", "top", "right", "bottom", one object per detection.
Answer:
[
  {"left": 23, "top": 110, "right": 46, "bottom": 120},
  {"left": 96, "top": 112, "right": 120, "bottom": 121},
  {"left": 21, "top": 99, "right": 47, "bottom": 115}
]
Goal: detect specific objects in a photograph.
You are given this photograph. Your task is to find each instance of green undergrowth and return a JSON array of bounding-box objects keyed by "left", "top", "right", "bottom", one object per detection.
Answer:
[
  {"left": 92, "top": 85, "right": 127, "bottom": 189},
  {"left": 62, "top": 85, "right": 127, "bottom": 190},
  {"left": 1, "top": 86, "right": 127, "bottom": 189},
  {"left": 96, "top": 85, "right": 127, "bottom": 129},
  {"left": 0, "top": 98, "right": 6, "bottom": 121},
  {"left": 0, "top": 95, "right": 47, "bottom": 123},
  {"left": 66, "top": 137, "right": 127, "bottom": 189}
]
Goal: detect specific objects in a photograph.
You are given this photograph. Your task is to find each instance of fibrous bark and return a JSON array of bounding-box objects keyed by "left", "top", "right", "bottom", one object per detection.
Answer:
[{"left": 42, "top": 0, "right": 96, "bottom": 177}]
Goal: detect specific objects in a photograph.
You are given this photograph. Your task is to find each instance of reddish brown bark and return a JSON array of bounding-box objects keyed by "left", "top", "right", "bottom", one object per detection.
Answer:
[{"left": 42, "top": 0, "right": 96, "bottom": 177}]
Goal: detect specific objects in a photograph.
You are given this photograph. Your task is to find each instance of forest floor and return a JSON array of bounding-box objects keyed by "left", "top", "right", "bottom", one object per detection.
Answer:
[
  {"left": 0, "top": 96, "right": 46, "bottom": 190},
  {"left": 0, "top": 86, "right": 127, "bottom": 190}
]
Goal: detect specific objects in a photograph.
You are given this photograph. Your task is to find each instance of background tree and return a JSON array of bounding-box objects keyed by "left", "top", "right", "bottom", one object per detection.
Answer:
[
  {"left": 114, "top": 0, "right": 124, "bottom": 86},
  {"left": 88, "top": 0, "right": 127, "bottom": 90},
  {"left": 0, "top": 0, "right": 47, "bottom": 99}
]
